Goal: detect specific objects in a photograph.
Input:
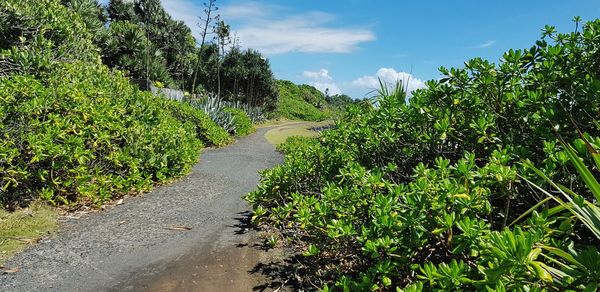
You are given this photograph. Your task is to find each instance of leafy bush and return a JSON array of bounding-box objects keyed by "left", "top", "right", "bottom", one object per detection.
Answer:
[
  {"left": 0, "top": 0, "right": 218, "bottom": 207},
  {"left": 227, "top": 100, "right": 266, "bottom": 124},
  {"left": 247, "top": 19, "right": 600, "bottom": 290},
  {"left": 190, "top": 94, "right": 264, "bottom": 136},
  {"left": 225, "top": 107, "right": 255, "bottom": 136},
  {"left": 272, "top": 80, "right": 333, "bottom": 121},
  {"left": 275, "top": 136, "right": 319, "bottom": 154},
  {"left": 0, "top": 0, "right": 99, "bottom": 76},
  {"left": 0, "top": 62, "right": 202, "bottom": 206},
  {"left": 163, "top": 99, "right": 232, "bottom": 147}
]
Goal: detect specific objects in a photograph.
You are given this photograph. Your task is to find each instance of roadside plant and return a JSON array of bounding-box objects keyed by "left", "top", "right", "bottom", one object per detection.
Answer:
[
  {"left": 246, "top": 18, "right": 600, "bottom": 290},
  {"left": 191, "top": 94, "right": 236, "bottom": 134}
]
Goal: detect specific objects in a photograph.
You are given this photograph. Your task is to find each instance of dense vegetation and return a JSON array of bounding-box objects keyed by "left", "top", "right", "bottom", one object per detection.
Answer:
[
  {"left": 247, "top": 19, "right": 600, "bottom": 290},
  {"left": 0, "top": 0, "right": 233, "bottom": 207},
  {"left": 273, "top": 80, "right": 350, "bottom": 121},
  {"left": 0, "top": 0, "right": 348, "bottom": 208},
  {"left": 225, "top": 107, "right": 255, "bottom": 136}
]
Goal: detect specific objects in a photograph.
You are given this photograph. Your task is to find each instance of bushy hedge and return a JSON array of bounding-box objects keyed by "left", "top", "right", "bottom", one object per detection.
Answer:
[
  {"left": 225, "top": 107, "right": 255, "bottom": 136},
  {"left": 0, "top": 0, "right": 227, "bottom": 207},
  {"left": 0, "top": 62, "right": 202, "bottom": 206},
  {"left": 0, "top": 0, "right": 99, "bottom": 77},
  {"left": 247, "top": 19, "right": 600, "bottom": 290}
]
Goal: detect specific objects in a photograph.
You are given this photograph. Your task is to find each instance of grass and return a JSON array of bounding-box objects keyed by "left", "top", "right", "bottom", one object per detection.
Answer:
[
  {"left": 264, "top": 120, "right": 333, "bottom": 145},
  {"left": 0, "top": 202, "right": 58, "bottom": 265}
]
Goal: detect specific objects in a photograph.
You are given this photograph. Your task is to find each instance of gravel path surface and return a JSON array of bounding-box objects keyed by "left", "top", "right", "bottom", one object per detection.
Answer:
[{"left": 0, "top": 127, "right": 283, "bottom": 291}]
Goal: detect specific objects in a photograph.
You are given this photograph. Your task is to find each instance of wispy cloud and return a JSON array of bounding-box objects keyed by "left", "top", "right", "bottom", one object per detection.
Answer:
[
  {"left": 351, "top": 68, "right": 426, "bottom": 96},
  {"left": 303, "top": 69, "right": 342, "bottom": 95},
  {"left": 468, "top": 40, "right": 496, "bottom": 49},
  {"left": 160, "top": 0, "right": 204, "bottom": 37},
  {"left": 159, "top": 1, "right": 375, "bottom": 55}
]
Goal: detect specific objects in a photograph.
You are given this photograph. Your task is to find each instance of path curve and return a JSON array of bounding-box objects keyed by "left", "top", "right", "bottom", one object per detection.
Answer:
[{"left": 0, "top": 127, "right": 283, "bottom": 291}]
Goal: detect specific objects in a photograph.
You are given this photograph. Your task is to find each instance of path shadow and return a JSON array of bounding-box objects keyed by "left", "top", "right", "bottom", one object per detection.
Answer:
[
  {"left": 249, "top": 255, "right": 308, "bottom": 292},
  {"left": 231, "top": 211, "right": 254, "bottom": 235},
  {"left": 228, "top": 210, "right": 314, "bottom": 291}
]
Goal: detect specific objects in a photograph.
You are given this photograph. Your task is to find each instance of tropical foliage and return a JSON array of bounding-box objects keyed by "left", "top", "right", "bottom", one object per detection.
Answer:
[
  {"left": 247, "top": 19, "right": 600, "bottom": 290},
  {"left": 225, "top": 107, "right": 255, "bottom": 137},
  {"left": 0, "top": 0, "right": 228, "bottom": 207},
  {"left": 104, "top": 0, "right": 278, "bottom": 109}
]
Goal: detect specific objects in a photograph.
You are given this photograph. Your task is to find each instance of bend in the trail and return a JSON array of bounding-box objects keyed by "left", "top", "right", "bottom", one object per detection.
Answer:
[{"left": 1, "top": 127, "right": 283, "bottom": 292}]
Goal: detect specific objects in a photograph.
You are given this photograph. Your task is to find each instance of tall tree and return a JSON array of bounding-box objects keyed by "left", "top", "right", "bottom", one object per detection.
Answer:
[
  {"left": 191, "top": 0, "right": 219, "bottom": 94},
  {"left": 107, "top": 0, "right": 137, "bottom": 22},
  {"left": 215, "top": 20, "right": 230, "bottom": 98}
]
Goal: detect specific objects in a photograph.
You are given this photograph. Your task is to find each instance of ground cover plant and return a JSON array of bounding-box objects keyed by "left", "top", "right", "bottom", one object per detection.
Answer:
[
  {"left": 247, "top": 19, "right": 600, "bottom": 290},
  {"left": 0, "top": 202, "right": 57, "bottom": 265}
]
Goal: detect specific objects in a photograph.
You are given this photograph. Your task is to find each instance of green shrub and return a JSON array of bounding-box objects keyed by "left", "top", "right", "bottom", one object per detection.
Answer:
[
  {"left": 0, "top": 62, "right": 202, "bottom": 206},
  {"left": 225, "top": 107, "right": 254, "bottom": 136},
  {"left": 273, "top": 80, "right": 332, "bottom": 121},
  {"left": 164, "top": 99, "right": 232, "bottom": 147},
  {"left": 0, "top": 0, "right": 100, "bottom": 76},
  {"left": 276, "top": 136, "right": 319, "bottom": 154},
  {"left": 247, "top": 19, "right": 600, "bottom": 290}
]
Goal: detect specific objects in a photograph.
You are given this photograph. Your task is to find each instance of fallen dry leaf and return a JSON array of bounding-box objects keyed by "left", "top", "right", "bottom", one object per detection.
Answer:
[
  {"left": 165, "top": 225, "right": 192, "bottom": 231},
  {"left": 2, "top": 267, "right": 20, "bottom": 274},
  {"left": 116, "top": 199, "right": 124, "bottom": 205},
  {"left": 8, "top": 237, "right": 40, "bottom": 245},
  {"left": 62, "top": 215, "right": 81, "bottom": 220}
]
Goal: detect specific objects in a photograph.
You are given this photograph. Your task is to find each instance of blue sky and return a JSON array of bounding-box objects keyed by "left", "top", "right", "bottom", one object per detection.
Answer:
[{"left": 120, "top": 1, "right": 600, "bottom": 98}]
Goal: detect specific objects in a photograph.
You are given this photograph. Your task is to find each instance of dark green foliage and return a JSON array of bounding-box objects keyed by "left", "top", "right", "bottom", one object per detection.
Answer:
[
  {"left": 107, "top": 0, "right": 137, "bottom": 22},
  {"left": 225, "top": 107, "right": 255, "bottom": 136},
  {"left": 101, "top": 20, "right": 174, "bottom": 87},
  {"left": 107, "top": 0, "right": 196, "bottom": 89},
  {"left": 247, "top": 19, "right": 600, "bottom": 290},
  {"left": 194, "top": 47, "right": 279, "bottom": 109},
  {"left": 60, "top": 0, "right": 107, "bottom": 43}
]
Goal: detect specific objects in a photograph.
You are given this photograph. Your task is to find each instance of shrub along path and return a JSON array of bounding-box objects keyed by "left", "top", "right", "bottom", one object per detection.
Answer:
[{"left": 0, "top": 127, "right": 283, "bottom": 291}]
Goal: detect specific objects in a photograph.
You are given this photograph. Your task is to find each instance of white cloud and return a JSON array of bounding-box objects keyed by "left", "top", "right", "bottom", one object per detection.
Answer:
[
  {"left": 312, "top": 82, "right": 342, "bottom": 96},
  {"left": 159, "top": 1, "right": 374, "bottom": 55},
  {"left": 160, "top": 0, "right": 204, "bottom": 39},
  {"left": 221, "top": 1, "right": 273, "bottom": 19},
  {"left": 352, "top": 68, "right": 427, "bottom": 95},
  {"left": 303, "top": 69, "right": 341, "bottom": 95},
  {"left": 303, "top": 69, "right": 332, "bottom": 81},
  {"left": 469, "top": 40, "right": 496, "bottom": 49}
]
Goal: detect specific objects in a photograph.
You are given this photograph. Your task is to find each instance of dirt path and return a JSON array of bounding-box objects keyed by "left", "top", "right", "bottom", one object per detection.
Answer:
[{"left": 0, "top": 127, "right": 284, "bottom": 292}]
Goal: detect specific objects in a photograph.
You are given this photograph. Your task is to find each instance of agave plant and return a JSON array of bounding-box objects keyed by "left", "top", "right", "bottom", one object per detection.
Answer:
[
  {"left": 190, "top": 94, "right": 236, "bottom": 134},
  {"left": 226, "top": 100, "right": 266, "bottom": 123}
]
